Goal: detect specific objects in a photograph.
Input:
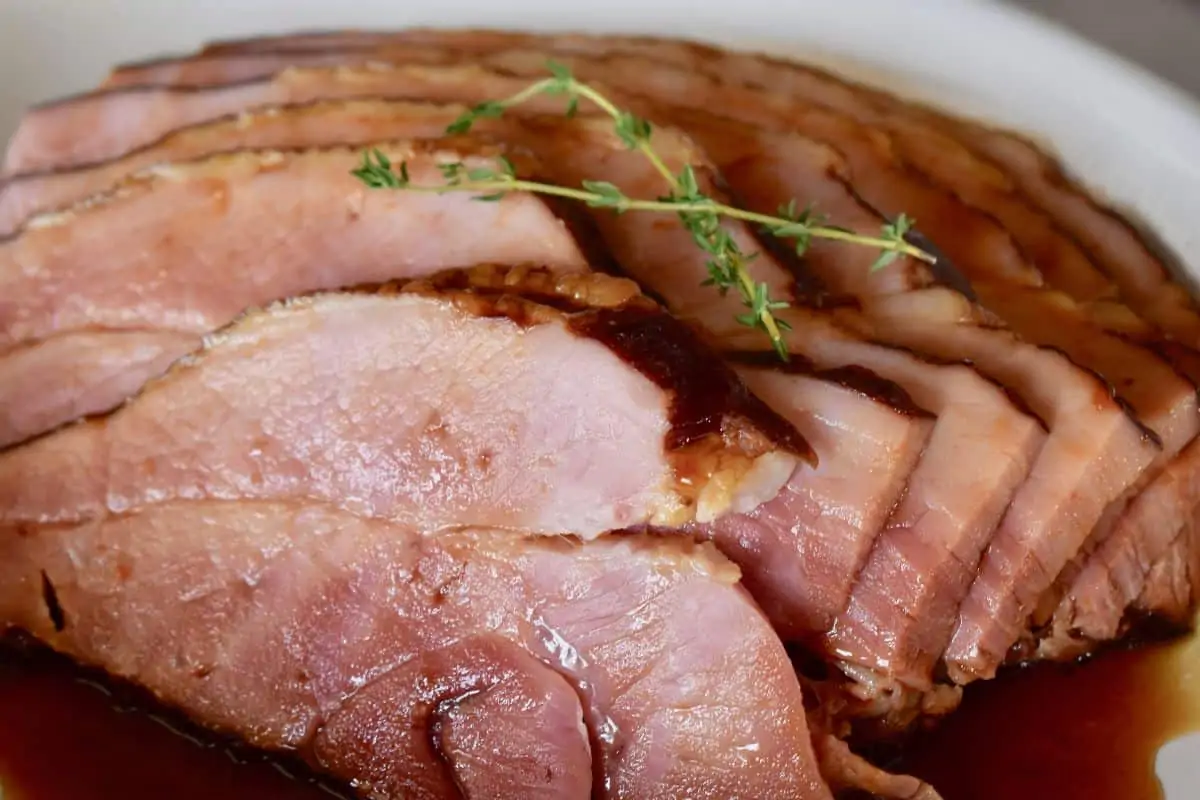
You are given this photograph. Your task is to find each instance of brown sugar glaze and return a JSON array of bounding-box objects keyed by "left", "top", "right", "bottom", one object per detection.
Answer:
[{"left": 3, "top": 631, "right": 1199, "bottom": 800}]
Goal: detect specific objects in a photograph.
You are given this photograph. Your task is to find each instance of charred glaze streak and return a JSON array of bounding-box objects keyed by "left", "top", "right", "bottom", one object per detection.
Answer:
[
  {"left": 569, "top": 306, "right": 813, "bottom": 459},
  {"left": 724, "top": 349, "right": 932, "bottom": 418},
  {"left": 39, "top": 571, "right": 65, "bottom": 632},
  {"left": 900, "top": 228, "right": 977, "bottom": 301},
  {"left": 393, "top": 266, "right": 617, "bottom": 315}
]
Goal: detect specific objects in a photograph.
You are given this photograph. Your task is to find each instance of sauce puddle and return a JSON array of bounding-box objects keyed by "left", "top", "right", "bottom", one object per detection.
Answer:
[
  {"left": 2, "top": 635, "right": 1199, "bottom": 799},
  {"left": 0, "top": 649, "right": 335, "bottom": 800},
  {"left": 896, "top": 634, "right": 1200, "bottom": 800}
]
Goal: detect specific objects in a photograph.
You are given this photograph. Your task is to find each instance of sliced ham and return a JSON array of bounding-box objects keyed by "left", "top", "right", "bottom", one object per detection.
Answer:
[
  {"left": 217, "top": 27, "right": 1200, "bottom": 346},
  {"left": 13, "top": 83, "right": 1046, "bottom": 689},
  {"left": 721, "top": 356, "right": 935, "bottom": 640},
  {"left": 973, "top": 286, "right": 1200, "bottom": 640},
  {"left": 0, "top": 142, "right": 589, "bottom": 447},
  {"left": 662, "top": 111, "right": 1164, "bottom": 680},
  {"left": 1132, "top": 521, "right": 1200, "bottom": 628},
  {"left": 0, "top": 94, "right": 940, "bottom": 687},
  {"left": 3, "top": 507, "right": 837, "bottom": 799},
  {"left": 853, "top": 291, "right": 1158, "bottom": 680},
  {"left": 1043, "top": 438, "right": 1200, "bottom": 655},
  {"left": 11, "top": 50, "right": 1180, "bottom": 681}
]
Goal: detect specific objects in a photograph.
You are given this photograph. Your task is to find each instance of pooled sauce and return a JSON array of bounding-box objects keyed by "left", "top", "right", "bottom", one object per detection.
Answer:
[
  {"left": 894, "top": 634, "right": 1200, "bottom": 800},
  {"left": 2, "top": 636, "right": 1199, "bottom": 799},
  {"left": 0, "top": 648, "right": 335, "bottom": 800}
]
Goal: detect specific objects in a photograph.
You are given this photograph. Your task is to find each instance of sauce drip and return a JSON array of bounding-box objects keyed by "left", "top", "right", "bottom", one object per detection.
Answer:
[{"left": 2, "top": 635, "right": 1199, "bottom": 799}]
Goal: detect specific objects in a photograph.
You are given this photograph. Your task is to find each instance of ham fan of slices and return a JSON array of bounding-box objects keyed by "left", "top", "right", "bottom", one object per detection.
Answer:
[{"left": 2, "top": 27, "right": 1199, "bottom": 799}]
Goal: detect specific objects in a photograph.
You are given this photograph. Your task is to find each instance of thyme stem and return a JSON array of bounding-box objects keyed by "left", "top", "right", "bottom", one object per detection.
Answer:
[{"left": 352, "top": 60, "right": 935, "bottom": 359}]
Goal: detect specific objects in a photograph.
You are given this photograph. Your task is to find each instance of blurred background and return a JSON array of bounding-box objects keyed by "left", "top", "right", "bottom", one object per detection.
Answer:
[
  {"left": 0, "top": 0, "right": 1197, "bottom": 140},
  {"left": 1009, "top": 0, "right": 1200, "bottom": 98}
]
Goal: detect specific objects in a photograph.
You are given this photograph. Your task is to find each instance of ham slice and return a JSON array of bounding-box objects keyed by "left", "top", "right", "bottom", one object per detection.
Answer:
[
  {"left": 0, "top": 142, "right": 589, "bottom": 447},
  {"left": 1, "top": 268, "right": 807, "bottom": 536}
]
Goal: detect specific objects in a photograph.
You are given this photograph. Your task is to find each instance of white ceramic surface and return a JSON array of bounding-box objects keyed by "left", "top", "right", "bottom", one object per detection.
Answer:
[{"left": 1, "top": 0, "right": 1199, "bottom": 795}]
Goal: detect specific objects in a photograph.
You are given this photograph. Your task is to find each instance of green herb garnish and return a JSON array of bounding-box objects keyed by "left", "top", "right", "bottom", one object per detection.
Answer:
[{"left": 352, "top": 60, "right": 934, "bottom": 359}]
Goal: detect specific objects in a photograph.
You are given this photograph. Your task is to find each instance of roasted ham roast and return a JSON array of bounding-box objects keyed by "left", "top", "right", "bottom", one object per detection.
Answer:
[{"left": 3, "top": 26, "right": 1199, "bottom": 799}]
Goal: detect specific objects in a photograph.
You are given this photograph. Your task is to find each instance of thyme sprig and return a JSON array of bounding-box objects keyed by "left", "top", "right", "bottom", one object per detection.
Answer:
[{"left": 351, "top": 60, "right": 934, "bottom": 359}]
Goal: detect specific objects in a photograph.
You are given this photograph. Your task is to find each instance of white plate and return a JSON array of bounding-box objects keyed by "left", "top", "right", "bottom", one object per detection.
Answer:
[{"left": 2, "top": 0, "right": 1199, "bottom": 796}]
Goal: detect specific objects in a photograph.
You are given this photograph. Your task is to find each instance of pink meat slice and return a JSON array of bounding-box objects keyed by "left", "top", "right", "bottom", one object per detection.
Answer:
[
  {"left": 722, "top": 358, "right": 935, "bottom": 639},
  {"left": 851, "top": 290, "right": 1158, "bottom": 681},
  {"left": 1, "top": 277, "right": 806, "bottom": 538},
  {"left": 0, "top": 142, "right": 589, "bottom": 447},
  {"left": 1045, "top": 437, "right": 1200, "bottom": 654}
]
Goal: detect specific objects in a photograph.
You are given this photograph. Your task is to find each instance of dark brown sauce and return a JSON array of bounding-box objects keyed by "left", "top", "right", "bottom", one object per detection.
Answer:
[
  {"left": 893, "top": 637, "right": 1200, "bottom": 800},
  {"left": 0, "top": 650, "right": 335, "bottom": 800}
]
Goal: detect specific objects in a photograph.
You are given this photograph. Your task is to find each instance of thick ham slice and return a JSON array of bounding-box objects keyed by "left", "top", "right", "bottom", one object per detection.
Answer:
[
  {"left": 722, "top": 356, "right": 935, "bottom": 640},
  {"left": 0, "top": 142, "right": 589, "bottom": 447},
  {"left": 1, "top": 268, "right": 807, "bottom": 537},
  {"left": 2, "top": 507, "right": 835, "bottom": 799}
]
